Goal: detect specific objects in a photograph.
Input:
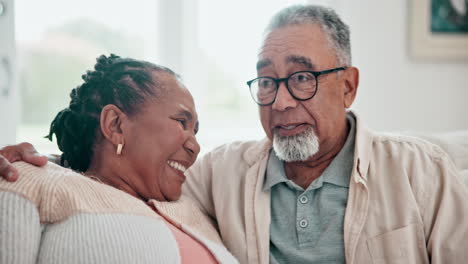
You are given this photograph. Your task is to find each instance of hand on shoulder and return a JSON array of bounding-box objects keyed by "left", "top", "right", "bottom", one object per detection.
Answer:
[{"left": 0, "top": 142, "right": 48, "bottom": 181}]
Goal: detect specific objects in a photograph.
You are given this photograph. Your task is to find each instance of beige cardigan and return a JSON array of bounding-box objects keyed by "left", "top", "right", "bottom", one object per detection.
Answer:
[{"left": 182, "top": 111, "right": 468, "bottom": 264}]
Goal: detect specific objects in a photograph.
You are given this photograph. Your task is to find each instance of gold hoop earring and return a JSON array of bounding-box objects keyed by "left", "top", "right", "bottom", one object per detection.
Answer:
[{"left": 116, "top": 143, "right": 124, "bottom": 155}]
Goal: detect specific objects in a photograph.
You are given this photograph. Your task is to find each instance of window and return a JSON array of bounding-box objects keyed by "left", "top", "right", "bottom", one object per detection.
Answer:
[
  {"left": 185, "top": 0, "right": 312, "bottom": 153},
  {"left": 15, "top": 0, "right": 159, "bottom": 153},
  {"left": 15, "top": 0, "right": 323, "bottom": 155}
]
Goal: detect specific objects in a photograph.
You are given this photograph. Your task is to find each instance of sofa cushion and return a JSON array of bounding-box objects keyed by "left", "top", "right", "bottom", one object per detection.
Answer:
[
  {"left": 461, "top": 170, "right": 468, "bottom": 187},
  {"left": 405, "top": 131, "right": 468, "bottom": 171}
]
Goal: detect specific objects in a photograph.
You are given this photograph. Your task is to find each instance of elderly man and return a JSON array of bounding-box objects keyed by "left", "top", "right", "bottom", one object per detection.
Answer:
[{"left": 1, "top": 4, "right": 468, "bottom": 264}]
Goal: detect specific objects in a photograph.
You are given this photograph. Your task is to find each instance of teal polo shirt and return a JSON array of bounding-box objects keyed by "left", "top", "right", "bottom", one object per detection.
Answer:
[{"left": 264, "top": 115, "right": 356, "bottom": 264}]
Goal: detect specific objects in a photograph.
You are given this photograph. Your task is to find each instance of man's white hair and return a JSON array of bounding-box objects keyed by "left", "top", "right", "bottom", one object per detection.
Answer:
[
  {"left": 264, "top": 4, "right": 351, "bottom": 66},
  {"left": 273, "top": 126, "right": 319, "bottom": 162}
]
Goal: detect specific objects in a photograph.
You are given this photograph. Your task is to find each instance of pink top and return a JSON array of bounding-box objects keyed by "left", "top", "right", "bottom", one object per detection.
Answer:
[
  {"left": 147, "top": 201, "right": 218, "bottom": 264},
  {"left": 164, "top": 218, "right": 218, "bottom": 264}
]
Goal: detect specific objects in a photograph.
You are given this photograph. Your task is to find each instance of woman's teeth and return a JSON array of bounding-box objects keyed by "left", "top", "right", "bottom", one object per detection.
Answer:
[{"left": 167, "top": 161, "right": 187, "bottom": 173}]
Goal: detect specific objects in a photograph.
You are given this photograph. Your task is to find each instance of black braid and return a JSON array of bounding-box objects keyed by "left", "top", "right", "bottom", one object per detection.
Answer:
[{"left": 47, "top": 54, "right": 177, "bottom": 172}]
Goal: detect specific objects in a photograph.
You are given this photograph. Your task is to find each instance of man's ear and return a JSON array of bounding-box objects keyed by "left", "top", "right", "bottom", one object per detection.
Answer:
[
  {"left": 342, "top": 66, "right": 359, "bottom": 108},
  {"left": 100, "top": 104, "right": 127, "bottom": 146}
]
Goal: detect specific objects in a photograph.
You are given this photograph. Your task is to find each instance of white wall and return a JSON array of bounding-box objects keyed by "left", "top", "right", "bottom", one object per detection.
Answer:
[{"left": 337, "top": 0, "right": 468, "bottom": 132}]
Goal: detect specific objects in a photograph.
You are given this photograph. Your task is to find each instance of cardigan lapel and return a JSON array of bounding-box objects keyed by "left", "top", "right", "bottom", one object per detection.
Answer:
[{"left": 243, "top": 138, "right": 272, "bottom": 264}]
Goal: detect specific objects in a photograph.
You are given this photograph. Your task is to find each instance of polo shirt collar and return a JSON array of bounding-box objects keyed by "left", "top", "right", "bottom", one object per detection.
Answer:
[{"left": 263, "top": 149, "right": 287, "bottom": 191}]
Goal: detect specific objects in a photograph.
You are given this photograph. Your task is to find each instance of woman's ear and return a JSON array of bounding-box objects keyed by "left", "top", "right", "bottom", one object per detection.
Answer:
[
  {"left": 343, "top": 66, "right": 359, "bottom": 108},
  {"left": 100, "top": 105, "right": 127, "bottom": 146}
]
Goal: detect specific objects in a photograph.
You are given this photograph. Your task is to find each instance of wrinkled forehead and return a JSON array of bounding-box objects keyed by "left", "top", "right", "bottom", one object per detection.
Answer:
[
  {"left": 161, "top": 75, "right": 197, "bottom": 114},
  {"left": 175, "top": 87, "right": 196, "bottom": 114},
  {"left": 256, "top": 55, "right": 318, "bottom": 72},
  {"left": 256, "top": 24, "right": 335, "bottom": 72}
]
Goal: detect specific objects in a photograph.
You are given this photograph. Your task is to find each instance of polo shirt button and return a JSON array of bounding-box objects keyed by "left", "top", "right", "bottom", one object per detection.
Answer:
[
  {"left": 299, "top": 219, "right": 308, "bottom": 228},
  {"left": 299, "top": 195, "right": 309, "bottom": 204}
]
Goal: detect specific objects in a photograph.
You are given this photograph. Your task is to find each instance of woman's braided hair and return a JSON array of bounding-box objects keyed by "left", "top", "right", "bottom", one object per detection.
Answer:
[{"left": 47, "top": 54, "right": 177, "bottom": 172}]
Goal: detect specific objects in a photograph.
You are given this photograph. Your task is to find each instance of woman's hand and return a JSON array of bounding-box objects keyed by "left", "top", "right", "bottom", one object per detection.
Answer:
[{"left": 0, "top": 143, "right": 48, "bottom": 181}]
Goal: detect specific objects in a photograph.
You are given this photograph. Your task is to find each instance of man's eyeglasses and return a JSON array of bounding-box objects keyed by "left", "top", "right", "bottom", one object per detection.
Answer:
[{"left": 246, "top": 67, "right": 346, "bottom": 106}]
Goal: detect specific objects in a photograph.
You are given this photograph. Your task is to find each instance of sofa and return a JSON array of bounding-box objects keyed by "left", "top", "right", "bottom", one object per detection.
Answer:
[{"left": 409, "top": 131, "right": 468, "bottom": 186}]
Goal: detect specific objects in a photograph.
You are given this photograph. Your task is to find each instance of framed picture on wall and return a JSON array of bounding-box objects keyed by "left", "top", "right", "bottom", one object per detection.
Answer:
[{"left": 410, "top": 0, "right": 468, "bottom": 60}]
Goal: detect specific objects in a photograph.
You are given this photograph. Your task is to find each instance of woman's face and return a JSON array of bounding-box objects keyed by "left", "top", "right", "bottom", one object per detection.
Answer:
[{"left": 122, "top": 72, "right": 200, "bottom": 201}]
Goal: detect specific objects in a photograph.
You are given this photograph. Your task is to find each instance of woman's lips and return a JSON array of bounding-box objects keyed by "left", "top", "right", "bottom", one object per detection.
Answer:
[
  {"left": 167, "top": 160, "right": 187, "bottom": 172},
  {"left": 167, "top": 160, "right": 187, "bottom": 182}
]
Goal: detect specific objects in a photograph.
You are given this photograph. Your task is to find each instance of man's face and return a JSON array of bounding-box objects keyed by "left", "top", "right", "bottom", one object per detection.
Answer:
[{"left": 257, "top": 24, "right": 356, "bottom": 161}]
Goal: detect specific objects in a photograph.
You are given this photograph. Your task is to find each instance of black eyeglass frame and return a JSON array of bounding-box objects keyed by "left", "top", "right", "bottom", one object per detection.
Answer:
[{"left": 246, "top": 67, "right": 347, "bottom": 106}]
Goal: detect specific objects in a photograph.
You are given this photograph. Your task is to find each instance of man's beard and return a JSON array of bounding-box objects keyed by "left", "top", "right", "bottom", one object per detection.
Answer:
[{"left": 272, "top": 126, "right": 319, "bottom": 162}]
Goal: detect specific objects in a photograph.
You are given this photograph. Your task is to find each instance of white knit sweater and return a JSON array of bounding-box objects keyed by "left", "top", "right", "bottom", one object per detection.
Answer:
[{"left": 0, "top": 162, "right": 238, "bottom": 264}]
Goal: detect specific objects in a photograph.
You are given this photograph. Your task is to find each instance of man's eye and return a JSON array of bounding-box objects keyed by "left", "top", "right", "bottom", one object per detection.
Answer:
[
  {"left": 259, "top": 78, "right": 274, "bottom": 88},
  {"left": 292, "top": 73, "right": 312, "bottom": 82}
]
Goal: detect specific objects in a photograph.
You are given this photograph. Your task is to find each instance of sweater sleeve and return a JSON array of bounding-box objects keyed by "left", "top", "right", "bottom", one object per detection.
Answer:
[{"left": 0, "top": 191, "right": 43, "bottom": 264}]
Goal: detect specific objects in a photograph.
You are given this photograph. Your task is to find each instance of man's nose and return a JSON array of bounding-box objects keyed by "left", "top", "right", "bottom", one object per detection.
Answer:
[{"left": 271, "top": 82, "right": 297, "bottom": 111}]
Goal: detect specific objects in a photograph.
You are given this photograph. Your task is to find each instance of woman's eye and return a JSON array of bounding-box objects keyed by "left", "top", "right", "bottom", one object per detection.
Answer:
[{"left": 176, "top": 119, "right": 187, "bottom": 128}]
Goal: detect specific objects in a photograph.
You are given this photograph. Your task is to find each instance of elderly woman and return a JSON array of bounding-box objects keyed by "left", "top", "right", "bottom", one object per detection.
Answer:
[{"left": 0, "top": 54, "right": 237, "bottom": 264}]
